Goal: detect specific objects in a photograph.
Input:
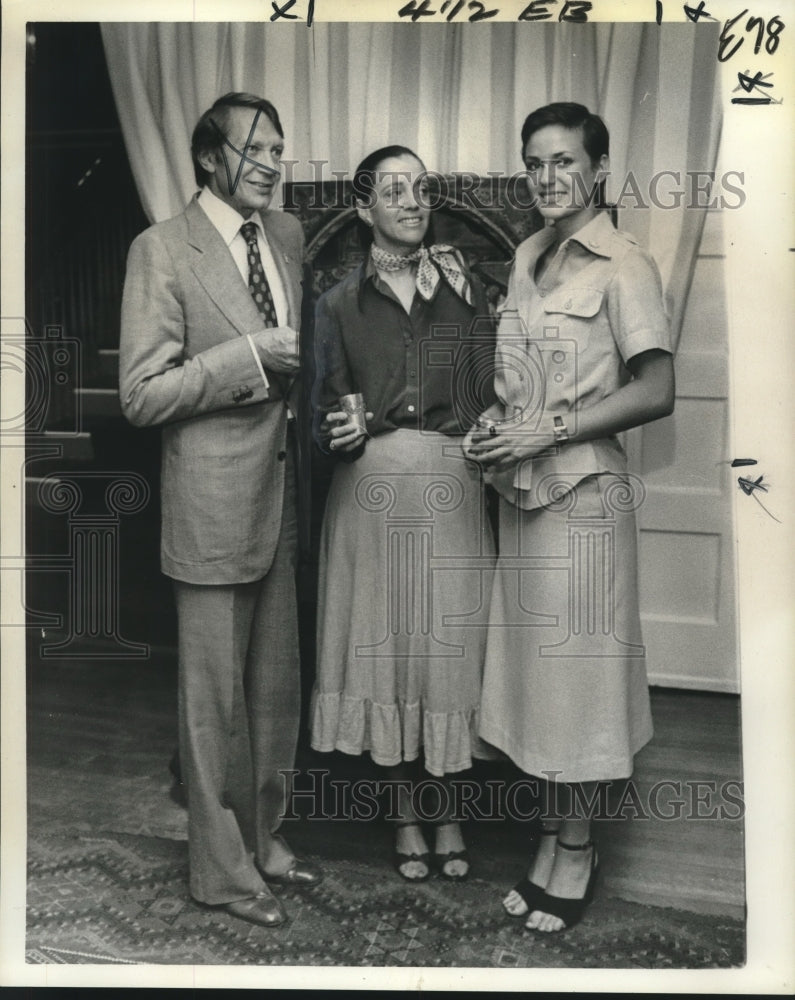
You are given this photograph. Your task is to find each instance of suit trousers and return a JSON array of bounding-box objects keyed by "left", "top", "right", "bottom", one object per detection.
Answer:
[{"left": 173, "top": 439, "right": 300, "bottom": 905}]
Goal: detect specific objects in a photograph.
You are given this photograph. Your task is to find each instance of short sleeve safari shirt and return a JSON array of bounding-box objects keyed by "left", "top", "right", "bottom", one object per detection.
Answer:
[{"left": 490, "top": 211, "right": 672, "bottom": 510}]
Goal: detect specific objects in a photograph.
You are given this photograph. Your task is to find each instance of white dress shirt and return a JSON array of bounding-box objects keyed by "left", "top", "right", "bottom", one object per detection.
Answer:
[{"left": 197, "top": 185, "right": 289, "bottom": 327}]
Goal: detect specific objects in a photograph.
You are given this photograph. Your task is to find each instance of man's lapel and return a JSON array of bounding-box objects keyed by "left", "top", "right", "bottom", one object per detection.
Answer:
[{"left": 184, "top": 197, "right": 262, "bottom": 337}]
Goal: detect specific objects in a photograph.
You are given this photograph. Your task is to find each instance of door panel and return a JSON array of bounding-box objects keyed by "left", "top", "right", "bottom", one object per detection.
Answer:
[{"left": 628, "top": 209, "right": 739, "bottom": 692}]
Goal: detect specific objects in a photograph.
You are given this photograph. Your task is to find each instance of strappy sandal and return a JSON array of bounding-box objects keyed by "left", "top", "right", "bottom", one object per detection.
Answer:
[
  {"left": 432, "top": 821, "right": 470, "bottom": 881},
  {"left": 502, "top": 825, "right": 559, "bottom": 917},
  {"left": 393, "top": 821, "right": 431, "bottom": 883},
  {"left": 527, "top": 839, "right": 599, "bottom": 931}
]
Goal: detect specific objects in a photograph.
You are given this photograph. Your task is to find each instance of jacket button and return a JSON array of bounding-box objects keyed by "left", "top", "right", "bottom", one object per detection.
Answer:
[{"left": 277, "top": 450, "right": 287, "bottom": 461}]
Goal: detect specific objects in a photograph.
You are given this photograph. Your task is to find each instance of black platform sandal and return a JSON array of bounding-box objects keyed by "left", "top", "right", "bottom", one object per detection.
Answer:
[
  {"left": 432, "top": 821, "right": 470, "bottom": 881},
  {"left": 527, "top": 839, "right": 599, "bottom": 931},
  {"left": 502, "top": 825, "right": 559, "bottom": 917},
  {"left": 393, "top": 821, "right": 431, "bottom": 883}
]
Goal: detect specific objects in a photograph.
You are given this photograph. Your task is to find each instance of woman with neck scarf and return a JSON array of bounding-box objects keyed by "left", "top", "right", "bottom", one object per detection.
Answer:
[{"left": 310, "top": 146, "right": 496, "bottom": 882}]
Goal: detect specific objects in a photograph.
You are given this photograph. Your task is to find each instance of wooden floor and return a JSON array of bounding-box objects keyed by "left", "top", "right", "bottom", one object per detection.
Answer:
[
  {"left": 26, "top": 650, "right": 745, "bottom": 920},
  {"left": 595, "top": 692, "right": 745, "bottom": 917}
]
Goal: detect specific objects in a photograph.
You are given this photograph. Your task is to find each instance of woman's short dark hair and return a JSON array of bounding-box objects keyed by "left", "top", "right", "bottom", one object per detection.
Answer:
[
  {"left": 520, "top": 102, "right": 610, "bottom": 165},
  {"left": 191, "top": 92, "right": 284, "bottom": 187},
  {"left": 351, "top": 145, "right": 433, "bottom": 249}
]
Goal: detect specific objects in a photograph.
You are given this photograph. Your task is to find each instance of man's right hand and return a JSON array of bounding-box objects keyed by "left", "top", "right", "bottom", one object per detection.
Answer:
[{"left": 253, "top": 326, "right": 300, "bottom": 374}]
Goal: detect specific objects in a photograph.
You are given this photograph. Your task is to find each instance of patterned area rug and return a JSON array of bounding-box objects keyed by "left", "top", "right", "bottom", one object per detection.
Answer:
[{"left": 26, "top": 829, "right": 744, "bottom": 968}]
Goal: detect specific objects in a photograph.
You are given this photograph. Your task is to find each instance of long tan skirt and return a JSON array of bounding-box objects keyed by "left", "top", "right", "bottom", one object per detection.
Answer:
[
  {"left": 310, "top": 429, "right": 495, "bottom": 776},
  {"left": 479, "top": 474, "right": 653, "bottom": 783}
]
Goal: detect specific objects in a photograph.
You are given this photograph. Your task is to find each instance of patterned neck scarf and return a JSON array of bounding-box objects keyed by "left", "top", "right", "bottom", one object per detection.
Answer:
[{"left": 370, "top": 243, "right": 473, "bottom": 306}]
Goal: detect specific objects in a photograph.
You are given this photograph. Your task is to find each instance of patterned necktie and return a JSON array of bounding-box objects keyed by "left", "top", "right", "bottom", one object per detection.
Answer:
[
  {"left": 240, "top": 220, "right": 289, "bottom": 402},
  {"left": 240, "top": 221, "right": 278, "bottom": 327}
]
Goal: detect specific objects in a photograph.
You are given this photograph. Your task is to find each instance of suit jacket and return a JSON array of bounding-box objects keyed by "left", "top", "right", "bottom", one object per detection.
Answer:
[{"left": 119, "top": 195, "right": 308, "bottom": 585}]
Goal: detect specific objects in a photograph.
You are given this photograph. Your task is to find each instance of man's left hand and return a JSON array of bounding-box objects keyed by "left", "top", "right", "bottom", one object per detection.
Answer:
[{"left": 323, "top": 410, "right": 374, "bottom": 453}]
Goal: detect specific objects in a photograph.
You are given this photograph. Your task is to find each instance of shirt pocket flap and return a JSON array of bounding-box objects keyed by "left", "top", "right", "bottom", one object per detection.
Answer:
[{"left": 543, "top": 287, "right": 603, "bottom": 318}]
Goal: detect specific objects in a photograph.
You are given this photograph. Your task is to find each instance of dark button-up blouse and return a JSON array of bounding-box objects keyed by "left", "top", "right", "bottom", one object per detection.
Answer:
[{"left": 312, "top": 255, "right": 496, "bottom": 458}]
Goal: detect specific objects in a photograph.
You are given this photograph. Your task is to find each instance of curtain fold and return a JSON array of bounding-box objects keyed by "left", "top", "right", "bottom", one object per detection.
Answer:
[{"left": 101, "top": 21, "right": 722, "bottom": 345}]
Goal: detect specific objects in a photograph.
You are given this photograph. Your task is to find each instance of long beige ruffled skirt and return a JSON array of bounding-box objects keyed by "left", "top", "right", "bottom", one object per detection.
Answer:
[{"left": 310, "top": 429, "right": 495, "bottom": 776}]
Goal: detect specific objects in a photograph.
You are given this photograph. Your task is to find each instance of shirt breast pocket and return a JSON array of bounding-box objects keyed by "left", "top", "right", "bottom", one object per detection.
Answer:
[
  {"left": 542, "top": 287, "right": 604, "bottom": 340},
  {"left": 535, "top": 288, "right": 605, "bottom": 405}
]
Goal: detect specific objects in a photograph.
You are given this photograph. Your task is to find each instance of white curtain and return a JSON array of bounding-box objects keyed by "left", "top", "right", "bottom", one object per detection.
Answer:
[{"left": 101, "top": 21, "right": 722, "bottom": 346}]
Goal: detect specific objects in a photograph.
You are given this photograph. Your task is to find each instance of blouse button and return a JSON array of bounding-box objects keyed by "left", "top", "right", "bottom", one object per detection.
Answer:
[
  {"left": 538, "top": 289, "right": 547, "bottom": 297},
  {"left": 564, "top": 299, "right": 572, "bottom": 309},
  {"left": 589, "top": 240, "right": 599, "bottom": 248}
]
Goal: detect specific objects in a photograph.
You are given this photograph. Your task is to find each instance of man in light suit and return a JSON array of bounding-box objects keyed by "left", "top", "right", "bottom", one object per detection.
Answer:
[{"left": 119, "top": 93, "right": 321, "bottom": 928}]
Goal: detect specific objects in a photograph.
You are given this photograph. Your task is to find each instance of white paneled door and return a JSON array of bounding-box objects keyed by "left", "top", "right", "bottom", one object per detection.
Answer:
[{"left": 627, "top": 209, "right": 739, "bottom": 692}]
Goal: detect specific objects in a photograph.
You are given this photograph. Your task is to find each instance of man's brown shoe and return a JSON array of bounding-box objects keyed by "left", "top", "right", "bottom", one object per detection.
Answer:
[
  {"left": 259, "top": 859, "right": 323, "bottom": 887},
  {"left": 221, "top": 891, "right": 287, "bottom": 927}
]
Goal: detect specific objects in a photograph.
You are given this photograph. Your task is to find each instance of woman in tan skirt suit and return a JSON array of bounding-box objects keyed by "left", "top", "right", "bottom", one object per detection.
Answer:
[{"left": 467, "top": 103, "right": 675, "bottom": 932}]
